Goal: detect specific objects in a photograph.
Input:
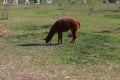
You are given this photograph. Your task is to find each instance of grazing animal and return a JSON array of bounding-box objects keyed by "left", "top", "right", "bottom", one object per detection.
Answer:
[{"left": 44, "top": 18, "right": 80, "bottom": 44}]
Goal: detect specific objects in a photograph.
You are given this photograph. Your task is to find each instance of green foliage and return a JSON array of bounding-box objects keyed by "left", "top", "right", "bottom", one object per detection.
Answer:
[{"left": 104, "top": 14, "right": 120, "bottom": 19}]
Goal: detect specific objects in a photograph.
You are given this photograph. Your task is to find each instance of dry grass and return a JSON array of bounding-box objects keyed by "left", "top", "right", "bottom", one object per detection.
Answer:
[
  {"left": 0, "top": 26, "right": 9, "bottom": 36},
  {"left": 0, "top": 56, "right": 120, "bottom": 80}
]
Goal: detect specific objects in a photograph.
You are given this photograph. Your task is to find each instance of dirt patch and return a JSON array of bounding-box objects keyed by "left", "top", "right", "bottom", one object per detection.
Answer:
[
  {"left": 98, "top": 30, "right": 112, "bottom": 33},
  {"left": 0, "top": 26, "right": 9, "bottom": 36},
  {"left": 97, "top": 27, "right": 120, "bottom": 34},
  {"left": 115, "top": 27, "right": 120, "bottom": 30}
]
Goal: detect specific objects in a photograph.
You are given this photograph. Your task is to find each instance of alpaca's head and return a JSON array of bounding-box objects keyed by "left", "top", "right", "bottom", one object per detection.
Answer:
[
  {"left": 44, "top": 38, "right": 49, "bottom": 43},
  {"left": 44, "top": 38, "right": 53, "bottom": 45}
]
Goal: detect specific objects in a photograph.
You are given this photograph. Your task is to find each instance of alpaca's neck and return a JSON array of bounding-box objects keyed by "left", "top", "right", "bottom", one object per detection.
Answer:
[{"left": 46, "top": 29, "right": 55, "bottom": 41}]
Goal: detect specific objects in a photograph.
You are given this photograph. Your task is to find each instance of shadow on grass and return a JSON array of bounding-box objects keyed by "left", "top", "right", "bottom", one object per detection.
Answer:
[{"left": 17, "top": 43, "right": 59, "bottom": 47}]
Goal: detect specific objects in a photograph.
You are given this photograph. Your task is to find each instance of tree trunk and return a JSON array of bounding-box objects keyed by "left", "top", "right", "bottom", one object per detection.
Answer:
[
  {"left": 2, "top": 4, "right": 9, "bottom": 20},
  {"left": 84, "top": 0, "right": 87, "bottom": 4}
]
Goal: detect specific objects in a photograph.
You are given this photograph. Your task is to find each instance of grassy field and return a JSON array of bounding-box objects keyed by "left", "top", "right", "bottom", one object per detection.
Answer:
[{"left": 0, "top": 3, "right": 120, "bottom": 80}]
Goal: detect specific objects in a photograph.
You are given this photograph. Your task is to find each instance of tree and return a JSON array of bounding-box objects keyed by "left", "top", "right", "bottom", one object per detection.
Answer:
[
  {"left": 2, "top": 4, "right": 9, "bottom": 20},
  {"left": 1, "top": 0, "right": 13, "bottom": 20},
  {"left": 83, "top": 0, "right": 87, "bottom": 4}
]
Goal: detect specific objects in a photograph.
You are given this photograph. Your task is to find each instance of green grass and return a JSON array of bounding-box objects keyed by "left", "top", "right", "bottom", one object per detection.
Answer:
[{"left": 0, "top": 3, "right": 120, "bottom": 80}]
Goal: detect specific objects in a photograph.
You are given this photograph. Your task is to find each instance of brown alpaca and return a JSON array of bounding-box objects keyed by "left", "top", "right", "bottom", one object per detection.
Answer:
[{"left": 44, "top": 18, "right": 80, "bottom": 44}]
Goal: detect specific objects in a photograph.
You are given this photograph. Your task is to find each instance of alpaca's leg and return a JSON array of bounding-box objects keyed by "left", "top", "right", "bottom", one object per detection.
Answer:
[
  {"left": 71, "top": 30, "right": 77, "bottom": 43},
  {"left": 71, "top": 35, "right": 77, "bottom": 43},
  {"left": 58, "top": 32, "right": 62, "bottom": 44}
]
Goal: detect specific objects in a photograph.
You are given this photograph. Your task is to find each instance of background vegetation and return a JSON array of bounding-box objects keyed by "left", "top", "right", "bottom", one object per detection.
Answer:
[{"left": 0, "top": 1, "right": 120, "bottom": 80}]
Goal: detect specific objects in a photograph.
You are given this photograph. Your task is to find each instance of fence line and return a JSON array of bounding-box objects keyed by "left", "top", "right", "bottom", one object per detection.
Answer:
[{"left": 0, "top": 2, "right": 120, "bottom": 20}]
